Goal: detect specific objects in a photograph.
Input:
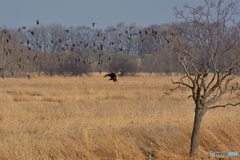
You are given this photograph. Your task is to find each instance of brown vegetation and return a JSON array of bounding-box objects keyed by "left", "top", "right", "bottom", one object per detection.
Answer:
[{"left": 0, "top": 73, "right": 239, "bottom": 159}]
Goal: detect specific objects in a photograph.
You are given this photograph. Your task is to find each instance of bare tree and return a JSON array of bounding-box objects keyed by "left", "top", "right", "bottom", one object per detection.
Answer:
[{"left": 172, "top": 0, "right": 240, "bottom": 158}]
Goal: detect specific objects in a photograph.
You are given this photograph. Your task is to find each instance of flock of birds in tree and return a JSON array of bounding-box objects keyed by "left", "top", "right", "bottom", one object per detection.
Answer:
[{"left": 1, "top": 20, "right": 175, "bottom": 82}]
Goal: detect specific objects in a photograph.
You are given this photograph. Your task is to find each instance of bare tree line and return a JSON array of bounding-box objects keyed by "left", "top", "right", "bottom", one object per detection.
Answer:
[{"left": 0, "top": 18, "right": 239, "bottom": 78}]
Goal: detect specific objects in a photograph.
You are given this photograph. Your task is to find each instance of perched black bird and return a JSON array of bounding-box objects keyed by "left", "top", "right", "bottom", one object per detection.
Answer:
[
  {"left": 36, "top": 20, "right": 40, "bottom": 25},
  {"left": 104, "top": 70, "right": 122, "bottom": 84}
]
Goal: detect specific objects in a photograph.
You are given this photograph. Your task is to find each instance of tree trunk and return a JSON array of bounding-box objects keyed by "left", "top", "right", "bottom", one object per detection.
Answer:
[{"left": 189, "top": 107, "right": 206, "bottom": 158}]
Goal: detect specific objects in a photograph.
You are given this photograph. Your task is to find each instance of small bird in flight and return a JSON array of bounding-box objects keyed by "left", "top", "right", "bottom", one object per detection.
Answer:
[{"left": 92, "top": 22, "right": 97, "bottom": 27}]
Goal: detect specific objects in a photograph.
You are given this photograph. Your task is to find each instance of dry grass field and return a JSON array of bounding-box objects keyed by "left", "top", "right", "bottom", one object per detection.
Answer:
[{"left": 0, "top": 73, "right": 239, "bottom": 160}]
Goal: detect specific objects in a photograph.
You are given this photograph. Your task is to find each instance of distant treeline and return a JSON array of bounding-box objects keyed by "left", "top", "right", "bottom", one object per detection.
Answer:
[{"left": 0, "top": 21, "right": 239, "bottom": 77}]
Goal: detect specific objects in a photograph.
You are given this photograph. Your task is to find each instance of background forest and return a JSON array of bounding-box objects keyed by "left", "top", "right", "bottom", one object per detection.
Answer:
[{"left": 1, "top": 21, "right": 238, "bottom": 78}]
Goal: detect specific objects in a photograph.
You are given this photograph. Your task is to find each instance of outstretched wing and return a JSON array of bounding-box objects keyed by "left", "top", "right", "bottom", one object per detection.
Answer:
[{"left": 104, "top": 72, "right": 116, "bottom": 78}]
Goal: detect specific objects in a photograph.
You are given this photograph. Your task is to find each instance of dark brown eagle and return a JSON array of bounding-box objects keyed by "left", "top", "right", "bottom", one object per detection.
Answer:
[{"left": 104, "top": 70, "right": 122, "bottom": 83}]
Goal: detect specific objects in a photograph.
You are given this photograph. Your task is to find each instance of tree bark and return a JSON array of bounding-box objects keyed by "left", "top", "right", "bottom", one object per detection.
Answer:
[{"left": 189, "top": 107, "right": 206, "bottom": 157}]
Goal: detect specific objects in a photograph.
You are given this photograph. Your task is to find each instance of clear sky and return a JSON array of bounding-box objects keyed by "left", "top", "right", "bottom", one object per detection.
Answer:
[{"left": 0, "top": 0, "right": 239, "bottom": 29}]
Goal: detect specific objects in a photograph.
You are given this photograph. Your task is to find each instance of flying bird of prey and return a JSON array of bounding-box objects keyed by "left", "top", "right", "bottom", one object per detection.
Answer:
[{"left": 104, "top": 70, "right": 122, "bottom": 83}]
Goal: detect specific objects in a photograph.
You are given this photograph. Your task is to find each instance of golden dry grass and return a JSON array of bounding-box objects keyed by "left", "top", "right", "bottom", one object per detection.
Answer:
[{"left": 0, "top": 73, "right": 239, "bottom": 160}]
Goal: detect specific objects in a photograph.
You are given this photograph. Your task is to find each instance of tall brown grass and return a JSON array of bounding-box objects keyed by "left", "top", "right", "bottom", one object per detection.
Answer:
[{"left": 0, "top": 73, "right": 239, "bottom": 159}]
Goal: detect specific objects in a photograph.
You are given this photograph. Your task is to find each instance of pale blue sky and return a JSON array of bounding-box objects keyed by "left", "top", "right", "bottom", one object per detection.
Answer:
[{"left": 0, "top": 0, "right": 239, "bottom": 29}]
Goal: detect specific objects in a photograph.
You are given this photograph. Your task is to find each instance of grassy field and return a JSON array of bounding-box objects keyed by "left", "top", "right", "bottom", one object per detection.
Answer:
[{"left": 0, "top": 73, "right": 239, "bottom": 160}]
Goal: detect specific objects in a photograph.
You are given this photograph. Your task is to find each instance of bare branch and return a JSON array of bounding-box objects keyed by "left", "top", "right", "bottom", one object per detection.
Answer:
[
  {"left": 163, "top": 83, "right": 181, "bottom": 95},
  {"left": 208, "top": 102, "right": 240, "bottom": 110},
  {"left": 204, "top": 70, "right": 221, "bottom": 98},
  {"left": 171, "top": 79, "right": 193, "bottom": 89},
  {"left": 176, "top": 39, "right": 200, "bottom": 75},
  {"left": 173, "top": 47, "right": 194, "bottom": 83}
]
